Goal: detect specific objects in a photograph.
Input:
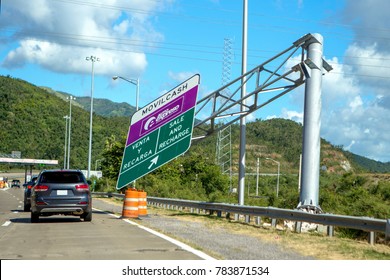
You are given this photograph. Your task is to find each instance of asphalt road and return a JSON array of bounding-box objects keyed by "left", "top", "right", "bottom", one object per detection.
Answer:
[{"left": 0, "top": 187, "right": 207, "bottom": 260}]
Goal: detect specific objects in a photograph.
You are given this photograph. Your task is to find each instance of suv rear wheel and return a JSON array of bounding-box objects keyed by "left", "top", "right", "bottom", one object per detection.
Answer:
[
  {"left": 31, "top": 212, "right": 39, "bottom": 223},
  {"left": 24, "top": 203, "right": 30, "bottom": 212},
  {"left": 82, "top": 211, "right": 92, "bottom": 222}
]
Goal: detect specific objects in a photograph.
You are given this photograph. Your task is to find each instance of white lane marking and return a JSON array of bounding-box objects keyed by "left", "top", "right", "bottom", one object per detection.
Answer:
[
  {"left": 92, "top": 207, "right": 215, "bottom": 260},
  {"left": 123, "top": 217, "right": 216, "bottom": 260},
  {"left": 2, "top": 221, "right": 11, "bottom": 227}
]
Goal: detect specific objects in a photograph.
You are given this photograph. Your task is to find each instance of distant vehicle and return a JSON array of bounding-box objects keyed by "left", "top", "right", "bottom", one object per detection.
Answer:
[
  {"left": 30, "top": 170, "right": 92, "bottom": 223},
  {"left": 23, "top": 176, "right": 38, "bottom": 212},
  {"left": 11, "top": 179, "right": 21, "bottom": 188},
  {"left": 0, "top": 177, "right": 7, "bottom": 189}
]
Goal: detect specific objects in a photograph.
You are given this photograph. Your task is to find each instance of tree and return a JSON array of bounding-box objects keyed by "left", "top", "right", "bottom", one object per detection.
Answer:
[{"left": 101, "top": 135, "right": 125, "bottom": 180}]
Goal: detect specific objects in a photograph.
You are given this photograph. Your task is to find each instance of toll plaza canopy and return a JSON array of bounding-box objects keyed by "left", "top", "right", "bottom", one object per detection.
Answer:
[
  {"left": 0, "top": 157, "right": 58, "bottom": 182},
  {"left": 0, "top": 158, "right": 58, "bottom": 165}
]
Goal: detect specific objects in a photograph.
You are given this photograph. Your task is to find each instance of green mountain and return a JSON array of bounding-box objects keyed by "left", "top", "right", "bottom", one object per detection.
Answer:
[
  {"left": 0, "top": 76, "right": 129, "bottom": 169},
  {"left": 192, "top": 120, "right": 376, "bottom": 175},
  {"left": 76, "top": 97, "right": 135, "bottom": 117},
  {"left": 344, "top": 152, "right": 390, "bottom": 173},
  {"left": 1, "top": 75, "right": 389, "bottom": 174},
  {"left": 41, "top": 86, "right": 136, "bottom": 117}
]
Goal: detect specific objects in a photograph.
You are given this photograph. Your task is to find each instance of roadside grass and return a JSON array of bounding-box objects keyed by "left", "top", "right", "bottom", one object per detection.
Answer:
[{"left": 95, "top": 198, "right": 390, "bottom": 260}]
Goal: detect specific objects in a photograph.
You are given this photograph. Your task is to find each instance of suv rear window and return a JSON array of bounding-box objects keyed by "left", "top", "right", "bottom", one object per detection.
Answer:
[{"left": 40, "top": 172, "right": 85, "bottom": 184}]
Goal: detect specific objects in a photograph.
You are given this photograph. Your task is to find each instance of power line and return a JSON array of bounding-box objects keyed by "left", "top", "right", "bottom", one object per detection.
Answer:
[
  {"left": 50, "top": 0, "right": 390, "bottom": 44},
  {"left": 3, "top": 24, "right": 390, "bottom": 72},
  {"left": 2, "top": 1, "right": 390, "bottom": 81},
  {"left": 4, "top": 0, "right": 390, "bottom": 61}
]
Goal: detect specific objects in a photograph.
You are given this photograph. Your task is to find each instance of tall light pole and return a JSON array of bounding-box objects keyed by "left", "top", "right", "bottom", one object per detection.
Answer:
[
  {"left": 112, "top": 76, "right": 139, "bottom": 111},
  {"left": 112, "top": 75, "right": 140, "bottom": 188},
  {"left": 63, "top": 115, "right": 69, "bottom": 169},
  {"left": 86, "top": 55, "right": 99, "bottom": 178},
  {"left": 67, "top": 96, "right": 76, "bottom": 169},
  {"left": 266, "top": 158, "right": 280, "bottom": 197}
]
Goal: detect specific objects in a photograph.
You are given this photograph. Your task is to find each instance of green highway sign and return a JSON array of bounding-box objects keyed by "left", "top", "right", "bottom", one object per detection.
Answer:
[{"left": 116, "top": 75, "right": 199, "bottom": 190}]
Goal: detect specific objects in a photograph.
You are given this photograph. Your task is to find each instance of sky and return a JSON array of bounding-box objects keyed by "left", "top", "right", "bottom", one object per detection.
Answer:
[{"left": 1, "top": 0, "right": 390, "bottom": 162}]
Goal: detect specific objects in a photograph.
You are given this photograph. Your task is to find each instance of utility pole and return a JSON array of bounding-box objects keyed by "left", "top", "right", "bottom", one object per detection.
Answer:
[
  {"left": 266, "top": 158, "right": 280, "bottom": 197},
  {"left": 256, "top": 158, "right": 259, "bottom": 196}
]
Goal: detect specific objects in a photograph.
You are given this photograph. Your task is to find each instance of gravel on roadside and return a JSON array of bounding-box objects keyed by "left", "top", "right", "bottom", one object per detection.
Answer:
[{"left": 92, "top": 197, "right": 314, "bottom": 260}]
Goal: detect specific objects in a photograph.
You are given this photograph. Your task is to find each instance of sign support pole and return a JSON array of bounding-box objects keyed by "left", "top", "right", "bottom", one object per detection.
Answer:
[
  {"left": 298, "top": 33, "right": 324, "bottom": 212},
  {"left": 238, "top": 0, "right": 248, "bottom": 205}
]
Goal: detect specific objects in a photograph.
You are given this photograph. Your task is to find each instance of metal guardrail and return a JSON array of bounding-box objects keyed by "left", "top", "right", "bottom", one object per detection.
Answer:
[
  {"left": 92, "top": 192, "right": 390, "bottom": 242},
  {"left": 93, "top": 192, "right": 124, "bottom": 199}
]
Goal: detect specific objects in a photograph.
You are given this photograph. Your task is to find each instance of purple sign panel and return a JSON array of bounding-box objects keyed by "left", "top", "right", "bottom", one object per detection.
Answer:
[{"left": 126, "top": 83, "right": 198, "bottom": 146}]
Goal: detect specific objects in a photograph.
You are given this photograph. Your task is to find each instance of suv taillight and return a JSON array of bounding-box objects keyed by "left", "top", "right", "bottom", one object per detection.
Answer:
[
  {"left": 75, "top": 184, "right": 89, "bottom": 192},
  {"left": 34, "top": 185, "right": 49, "bottom": 192}
]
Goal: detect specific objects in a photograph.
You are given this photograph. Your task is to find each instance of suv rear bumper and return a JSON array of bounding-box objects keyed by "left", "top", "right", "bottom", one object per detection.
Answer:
[
  {"left": 40, "top": 207, "right": 85, "bottom": 213},
  {"left": 31, "top": 204, "right": 91, "bottom": 216}
]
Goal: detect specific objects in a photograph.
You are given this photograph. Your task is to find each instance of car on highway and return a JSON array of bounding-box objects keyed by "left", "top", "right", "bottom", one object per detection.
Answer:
[
  {"left": 30, "top": 169, "right": 92, "bottom": 223},
  {"left": 11, "top": 179, "right": 21, "bottom": 188},
  {"left": 23, "top": 175, "right": 38, "bottom": 212}
]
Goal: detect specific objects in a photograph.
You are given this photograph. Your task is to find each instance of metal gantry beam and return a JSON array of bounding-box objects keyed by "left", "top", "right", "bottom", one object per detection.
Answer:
[
  {"left": 193, "top": 34, "right": 321, "bottom": 139},
  {"left": 192, "top": 33, "right": 332, "bottom": 209}
]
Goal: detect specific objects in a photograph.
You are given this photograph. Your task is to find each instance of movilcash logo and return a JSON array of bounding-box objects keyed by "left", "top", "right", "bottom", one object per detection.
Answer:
[
  {"left": 143, "top": 104, "right": 180, "bottom": 132},
  {"left": 140, "top": 96, "right": 183, "bottom": 136}
]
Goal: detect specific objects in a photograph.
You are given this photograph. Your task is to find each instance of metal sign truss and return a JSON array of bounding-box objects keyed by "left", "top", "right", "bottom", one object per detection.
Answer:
[{"left": 192, "top": 33, "right": 332, "bottom": 140}]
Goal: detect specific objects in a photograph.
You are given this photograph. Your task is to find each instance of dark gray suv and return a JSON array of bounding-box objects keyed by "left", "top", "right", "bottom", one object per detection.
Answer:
[{"left": 30, "top": 170, "right": 92, "bottom": 223}]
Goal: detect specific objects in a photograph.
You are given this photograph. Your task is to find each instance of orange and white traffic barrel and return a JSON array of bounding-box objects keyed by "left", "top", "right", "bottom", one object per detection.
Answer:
[
  {"left": 122, "top": 188, "right": 138, "bottom": 218},
  {"left": 138, "top": 190, "right": 148, "bottom": 217}
]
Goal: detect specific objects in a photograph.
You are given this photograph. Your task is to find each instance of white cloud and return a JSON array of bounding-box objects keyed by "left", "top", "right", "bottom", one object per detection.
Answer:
[
  {"left": 344, "top": 43, "right": 390, "bottom": 91},
  {"left": 322, "top": 57, "right": 361, "bottom": 107},
  {"left": 282, "top": 109, "right": 303, "bottom": 124},
  {"left": 267, "top": 108, "right": 303, "bottom": 124},
  {"left": 349, "top": 96, "right": 363, "bottom": 112},
  {"left": 278, "top": 21, "right": 390, "bottom": 162},
  {"left": 280, "top": 51, "right": 390, "bottom": 161},
  {"left": 324, "top": 0, "right": 390, "bottom": 161},
  {"left": 342, "top": 0, "right": 390, "bottom": 51},
  {"left": 322, "top": 92, "right": 390, "bottom": 162},
  {"left": 345, "top": 140, "right": 355, "bottom": 151},
  {"left": 168, "top": 71, "right": 196, "bottom": 83},
  {"left": 1, "top": 0, "right": 171, "bottom": 76},
  {"left": 3, "top": 39, "right": 147, "bottom": 77},
  {"left": 113, "top": 20, "right": 130, "bottom": 35}
]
